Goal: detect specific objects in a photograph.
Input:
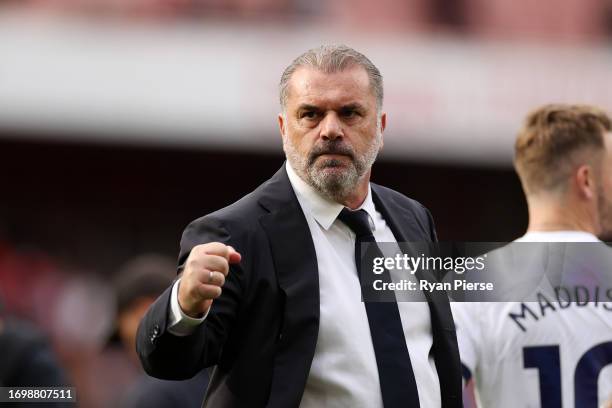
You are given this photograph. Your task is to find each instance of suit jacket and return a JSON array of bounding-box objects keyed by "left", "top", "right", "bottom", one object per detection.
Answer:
[{"left": 136, "top": 164, "right": 462, "bottom": 408}]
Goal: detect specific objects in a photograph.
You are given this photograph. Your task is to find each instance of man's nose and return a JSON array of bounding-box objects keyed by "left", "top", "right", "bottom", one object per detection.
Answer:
[{"left": 320, "top": 112, "right": 343, "bottom": 141}]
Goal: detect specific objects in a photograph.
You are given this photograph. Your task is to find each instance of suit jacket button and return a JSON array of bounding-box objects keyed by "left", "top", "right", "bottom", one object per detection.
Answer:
[{"left": 152, "top": 325, "right": 160, "bottom": 335}]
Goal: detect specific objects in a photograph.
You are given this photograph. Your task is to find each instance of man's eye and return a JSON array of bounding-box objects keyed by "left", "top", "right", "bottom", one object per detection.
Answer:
[
  {"left": 301, "top": 111, "right": 318, "bottom": 119},
  {"left": 341, "top": 110, "right": 358, "bottom": 118}
]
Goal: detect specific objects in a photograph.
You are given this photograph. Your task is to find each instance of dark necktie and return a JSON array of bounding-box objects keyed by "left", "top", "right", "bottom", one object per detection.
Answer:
[{"left": 338, "top": 208, "right": 420, "bottom": 408}]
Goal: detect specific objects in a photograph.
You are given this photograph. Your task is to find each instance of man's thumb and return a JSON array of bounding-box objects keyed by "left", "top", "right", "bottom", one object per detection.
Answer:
[{"left": 227, "top": 246, "right": 242, "bottom": 264}]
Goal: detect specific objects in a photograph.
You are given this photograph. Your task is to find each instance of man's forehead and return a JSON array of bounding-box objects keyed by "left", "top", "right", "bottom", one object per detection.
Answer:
[{"left": 286, "top": 66, "right": 373, "bottom": 104}]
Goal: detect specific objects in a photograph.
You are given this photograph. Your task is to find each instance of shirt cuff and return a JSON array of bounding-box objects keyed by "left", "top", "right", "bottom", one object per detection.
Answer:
[{"left": 167, "top": 278, "right": 208, "bottom": 336}]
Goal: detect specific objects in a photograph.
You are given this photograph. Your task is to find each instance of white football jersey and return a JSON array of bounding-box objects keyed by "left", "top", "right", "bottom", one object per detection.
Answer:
[{"left": 452, "top": 231, "right": 612, "bottom": 408}]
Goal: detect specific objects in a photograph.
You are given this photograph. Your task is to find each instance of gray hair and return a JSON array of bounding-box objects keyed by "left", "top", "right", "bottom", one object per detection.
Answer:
[{"left": 279, "top": 44, "right": 384, "bottom": 113}]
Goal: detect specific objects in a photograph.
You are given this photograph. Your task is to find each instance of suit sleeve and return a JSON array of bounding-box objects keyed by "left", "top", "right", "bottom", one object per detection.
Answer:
[{"left": 136, "top": 216, "right": 246, "bottom": 380}]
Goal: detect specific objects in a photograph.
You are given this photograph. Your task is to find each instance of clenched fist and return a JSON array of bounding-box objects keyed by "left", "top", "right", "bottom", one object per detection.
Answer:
[{"left": 178, "top": 242, "right": 242, "bottom": 318}]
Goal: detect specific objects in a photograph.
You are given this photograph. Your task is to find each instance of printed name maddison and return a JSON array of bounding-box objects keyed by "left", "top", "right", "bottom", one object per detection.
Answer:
[{"left": 373, "top": 279, "right": 493, "bottom": 292}]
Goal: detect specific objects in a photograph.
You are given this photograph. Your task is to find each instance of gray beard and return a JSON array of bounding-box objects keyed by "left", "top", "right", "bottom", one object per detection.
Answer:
[{"left": 283, "top": 134, "right": 381, "bottom": 203}]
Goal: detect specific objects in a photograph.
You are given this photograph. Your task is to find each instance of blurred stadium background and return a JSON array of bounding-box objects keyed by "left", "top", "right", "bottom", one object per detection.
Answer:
[{"left": 1, "top": 0, "right": 611, "bottom": 406}]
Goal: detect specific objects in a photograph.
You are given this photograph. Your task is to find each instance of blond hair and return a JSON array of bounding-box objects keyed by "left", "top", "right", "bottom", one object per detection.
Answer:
[{"left": 514, "top": 104, "right": 611, "bottom": 195}]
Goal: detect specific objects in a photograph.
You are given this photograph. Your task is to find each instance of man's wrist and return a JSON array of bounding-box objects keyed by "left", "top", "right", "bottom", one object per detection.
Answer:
[
  {"left": 177, "top": 282, "right": 206, "bottom": 319},
  {"left": 167, "top": 278, "right": 208, "bottom": 336}
]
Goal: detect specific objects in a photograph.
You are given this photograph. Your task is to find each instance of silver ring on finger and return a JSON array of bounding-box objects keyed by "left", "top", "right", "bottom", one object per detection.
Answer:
[{"left": 208, "top": 271, "right": 214, "bottom": 283}]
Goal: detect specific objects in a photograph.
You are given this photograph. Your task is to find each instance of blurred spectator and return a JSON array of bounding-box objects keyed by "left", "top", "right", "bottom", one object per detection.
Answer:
[
  {"left": 0, "top": 295, "right": 71, "bottom": 407},
  {"left": 107, "top": 254, "right": 209, "bottom": 408}
]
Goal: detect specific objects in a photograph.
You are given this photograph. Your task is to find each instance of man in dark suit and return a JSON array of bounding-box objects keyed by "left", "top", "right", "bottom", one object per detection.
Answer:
[{"left": 137, "top": 44, "right": 461, "bottom": 408}]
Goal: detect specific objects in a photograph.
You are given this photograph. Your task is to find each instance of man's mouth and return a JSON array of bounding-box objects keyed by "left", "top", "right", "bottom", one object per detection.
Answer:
[
  {"left": 317, "top": 153, "right": 350, "bottom": 159},
  {"left": 308, "top": 145, "right": 354, "bottom": 167},
  {"left": 315, "top": 154, "right": 352, "bottom": 169}
]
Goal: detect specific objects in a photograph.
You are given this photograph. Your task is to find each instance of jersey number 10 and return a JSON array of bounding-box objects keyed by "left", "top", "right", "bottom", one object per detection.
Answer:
[{"left": 523, "top": 341, "right": 612, "bottom": 408}]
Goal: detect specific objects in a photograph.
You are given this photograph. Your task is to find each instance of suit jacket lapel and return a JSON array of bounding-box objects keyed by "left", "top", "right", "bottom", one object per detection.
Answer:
[
  {"left": 257, "top": 164, "right": 320, "bottom": 408},
  {"left": 371, "top": 185, "right": 461, "bottom": 407},
  {"left": 371, "top": 184, "right": 452, "bottom": 324}
]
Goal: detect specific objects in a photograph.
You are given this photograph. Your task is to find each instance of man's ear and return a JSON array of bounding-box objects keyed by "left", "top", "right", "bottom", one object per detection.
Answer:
[
  {"left": 576, "top": 164, "right": 596, "bottom": 200},
  {"left": 278, "top": 113, "right": 286, "bottom": 139},
  {"left": 380, "top": 112, "right": 387, "bottom": 149}
]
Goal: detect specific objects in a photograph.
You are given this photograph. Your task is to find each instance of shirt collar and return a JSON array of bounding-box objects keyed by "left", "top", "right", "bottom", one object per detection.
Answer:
[{"left": 285, "top": 161, "right": 376, "bottom": 231}]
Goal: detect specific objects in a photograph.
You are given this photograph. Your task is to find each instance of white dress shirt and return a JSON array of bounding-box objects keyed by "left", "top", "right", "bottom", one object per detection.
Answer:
[{"left": 167, "top": 162, "right": 440, "bottom": 407}]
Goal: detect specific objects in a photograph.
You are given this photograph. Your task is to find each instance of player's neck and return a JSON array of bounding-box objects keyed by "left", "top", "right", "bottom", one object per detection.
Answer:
[{"left": 526, "top": 196, "right": 596, "bottom": 234}]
